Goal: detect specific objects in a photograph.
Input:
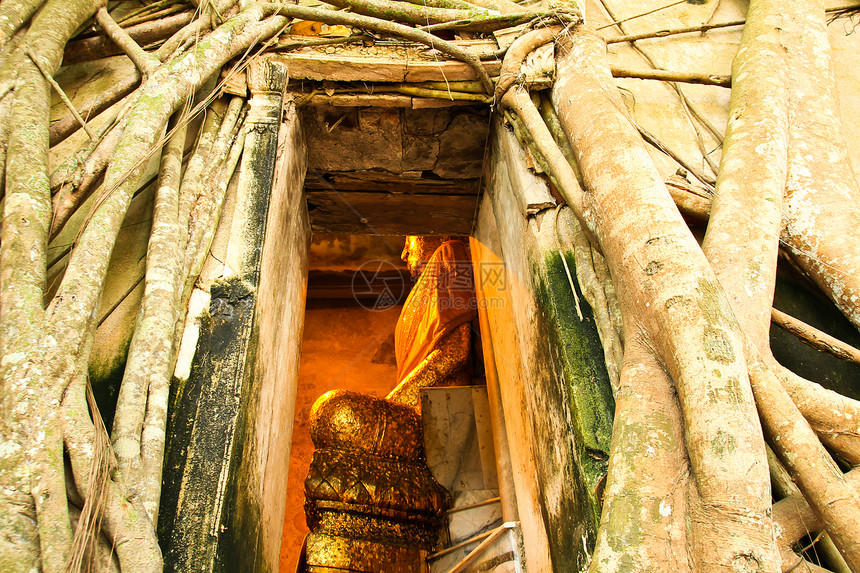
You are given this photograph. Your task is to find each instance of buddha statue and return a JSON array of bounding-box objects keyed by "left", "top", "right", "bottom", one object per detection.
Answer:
[{"left": 302, "top": 236, "right": 477, "bottom": 572}]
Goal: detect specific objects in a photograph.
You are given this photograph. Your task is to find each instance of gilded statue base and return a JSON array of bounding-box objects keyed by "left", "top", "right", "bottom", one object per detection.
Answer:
[
  {"left": 305, "top": 447, "right": 449, "bottom": 549},
  {"left": 305, "top": 533, "right": 423, "bottom": 573}
]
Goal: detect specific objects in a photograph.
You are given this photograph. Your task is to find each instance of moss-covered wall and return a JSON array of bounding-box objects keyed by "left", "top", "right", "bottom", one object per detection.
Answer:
[{"left": 474, "top": 121, "right": 614, "bottom": 570}]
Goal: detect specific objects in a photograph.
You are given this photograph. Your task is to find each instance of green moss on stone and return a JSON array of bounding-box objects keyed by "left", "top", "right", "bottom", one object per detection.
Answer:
[{"left": 531, "top": 249, "right": 615, "bottom": 536}]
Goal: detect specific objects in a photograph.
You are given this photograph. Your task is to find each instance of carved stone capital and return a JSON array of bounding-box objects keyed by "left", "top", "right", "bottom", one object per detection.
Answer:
[
  {"left": 247, "top": 56, "right": 287, "bottom": 97},
  {"left": 245, "top": 57, "right": 287, "bottom": 125}
]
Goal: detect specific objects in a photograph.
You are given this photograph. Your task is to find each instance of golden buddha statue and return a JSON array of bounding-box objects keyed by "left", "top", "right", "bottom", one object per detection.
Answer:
[{"left": 302, "top": 236, "right": 477, "bottom": 572}]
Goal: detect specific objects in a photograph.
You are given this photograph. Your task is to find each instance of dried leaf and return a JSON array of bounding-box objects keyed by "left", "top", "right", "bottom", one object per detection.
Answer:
[
  {"left": 291, "top": 20, "right": 324, "bottom": 36},
  {"left": 320, "top": 24, "right": 351, "bottom": 37}
]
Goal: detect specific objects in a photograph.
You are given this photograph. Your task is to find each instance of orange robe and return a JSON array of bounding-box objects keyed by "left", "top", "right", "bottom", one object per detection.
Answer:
[{"left": 389, "top": 240, "right": 477, "bottom": 404}]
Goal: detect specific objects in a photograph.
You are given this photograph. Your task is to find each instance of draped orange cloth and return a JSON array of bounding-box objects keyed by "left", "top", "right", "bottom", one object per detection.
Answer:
[{"left": 394, "top": 239, "right": 477, "bottom": 384}]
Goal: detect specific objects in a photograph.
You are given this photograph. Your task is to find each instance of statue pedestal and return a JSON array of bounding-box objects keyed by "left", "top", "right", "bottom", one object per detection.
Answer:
[{"left": 305, "top": 533, "right": 424, "bottom": 573}]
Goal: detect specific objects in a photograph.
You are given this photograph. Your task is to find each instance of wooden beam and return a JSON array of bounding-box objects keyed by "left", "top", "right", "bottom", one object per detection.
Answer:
[
  {"left": 272, "top": 48, "right": 501, "bottom": 84},
  {"left": 306, "top": 190, "right": 478, "bottom": 235},
  {"left": 304, "top": 171, "right": 480, "bottom": 195}
]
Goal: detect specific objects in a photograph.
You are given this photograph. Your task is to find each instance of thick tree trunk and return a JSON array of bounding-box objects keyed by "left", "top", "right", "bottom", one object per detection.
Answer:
[{"left": 551, "top": 28, "right": 779, "bottom": 572}]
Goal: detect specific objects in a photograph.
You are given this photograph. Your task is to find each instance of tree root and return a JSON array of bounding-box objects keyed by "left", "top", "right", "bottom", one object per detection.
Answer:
[
  {"left": 112, "top": 112, "right": 188, "bottom": 521},
  {"left": 0, "top": 1, "right": 46, "bottom": 50},
  {"left": 748, "top": 348, "right": 860, "bottom": 570},
  {"left": 1, "top": 5, "right": 289, "bottom": 567},
  {"left": 780, "top": 0, "right": 860, "bottom": 333},
  {"left": 590, "top": 345, "right": 692, "bottom": 572},
  {"left": 774, "top": 364, "right": 860, "bottom": 466},
  {"left": 610, "top": 65, "right": 731, "bottom": 87},
  {"left": 495, "top": 25, "right": 565, "bottom": 103},
  {"left": 772, "top": 308, "right": 860, "bottom": 364},
  {"left": 63, "top": 373, "right": 161, "bottom": 573},
  {"left": 550, "top": 26, "right": 781, "bottom": 571},
  {"left": 95, "top": 7, "right": 161, "bottom": 77},
  {"left": 322, "top": 0, "right": 542, "bottom": 32},
  {"left": 63, "top": 11, "right": 193, "bottom": 66},
  {"left": 51, "top": 114, "right": 129, "bottom": 240},
  {"left": 500, "top": 87, "right": 584, "bottom": 214},
  {"left": 180, "top": 99, "right": 246, "bottom": 304}
]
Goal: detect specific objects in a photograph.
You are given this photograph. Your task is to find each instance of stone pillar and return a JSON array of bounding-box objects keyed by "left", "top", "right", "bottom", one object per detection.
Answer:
[{"left": 159, "top": 58, "right": 310, "bottom": 573}]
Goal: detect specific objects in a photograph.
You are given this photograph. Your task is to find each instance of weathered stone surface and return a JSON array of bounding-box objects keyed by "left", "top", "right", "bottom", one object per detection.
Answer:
[
  {"left": 224, "top": 99, "right": 310, "bottom": 573},
  {"left": 160, "top": 63, "right": 309, "bottom": 573},
  {"left": 472, "top": 120, "right": 614, "bottom": 571},
  {"left": 300, "top": 105, "right": 487, "bottom": 235},
  {"left": 301, "top": 106, "right": 488, "bottom": 178}
]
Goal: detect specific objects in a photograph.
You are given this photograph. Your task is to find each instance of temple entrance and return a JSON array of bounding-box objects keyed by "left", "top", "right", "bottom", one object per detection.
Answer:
[
  {"left": 269, "top": 103, "right": 552, "bottom": 572},
  {"left": 163, "top": 94, "right": 594, "bottom": 573},
  {"left": 279, "top": 233, "right": 519, "bottom": 572}
]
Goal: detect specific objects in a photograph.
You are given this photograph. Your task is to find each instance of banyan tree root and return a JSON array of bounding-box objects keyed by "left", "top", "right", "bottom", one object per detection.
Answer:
[
  {"left": 0, "top": 2, "right": 108, "bottom": 569},
  {"left": 700, "top": 0, "right": 860, "bottom": 474},
  {"left": 550, "top": 27, "right": 779, "bottom": 572},
  {"left": 111, "top": 111, "right": 189, "bottom": 522},
  {"left": 111, "top": 96, "right": 248, "bottom": 520},
  {"left": 321, "top": 0, "right": 543, "bottom": 31},
  {"left": 780, "top": 0, "right": 860, "bottom": 333},
  {"left": 0, "top": 4, "right": 289, "bottom": 569},
  {"left": 492, "top": 1, "right": 860, "bottom": 567},
  {"left": 494, "top": 25, "right": 565, "bottom": 103},
  {"left": 771, "top": 308, "right": 860, "bottom": 364}
]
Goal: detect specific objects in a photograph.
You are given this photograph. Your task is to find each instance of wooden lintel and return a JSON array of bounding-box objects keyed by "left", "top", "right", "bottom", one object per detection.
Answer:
[
  {"left": 299, "top": 93, "right": 414, "bottom": 107},
  {"left": 292, "top": 92, "right": 479, "bottom": 108},
  {"left": 281, "top": 53, "right": 408, "bottom": 82},
  {"left": 273, "top": 50, "right": 501, "bottom": 84},
  {"left": 306, "top": 190, "right": 478, "bottom": 235},
  {"left": 404, "top": 58, "right": 501, "bottom": 83},
  {"left": 304, "top": 171, "right": 480, "bottom": 195}
]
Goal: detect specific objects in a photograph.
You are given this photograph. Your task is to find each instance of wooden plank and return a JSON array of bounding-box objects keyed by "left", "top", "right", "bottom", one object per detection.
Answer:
[
  {"left": 304, "top": 171, "right": 480, "bottom": 195},
  {"left": 291, "top": 92, "right": 479, "bottom": 108},
  {"left": 306, "top": 190, "right": 477, "bottom": 235},
  {"left": 404, "top": 58, "right": 501, "bottom": 83},
  {"left": 471, "top": 210, "right": 553, "bottom": 571},
  {"left": 469, "top": 236, "right": 519, "bottom": 523},
  {"left": 278, "top": 52, "right": 408, "bottom": 82},
  {"left": 298, "top": 93, "right": 414, "bottom": 107},
  {"left": 471, "top": 387, "right": 500, "bottom": 490},
  {"left": 272, "top": 49, "right": 501, "bottom": 84},
  {"left": 411, "top": 97, "right": 476, "bottom": 109}
]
